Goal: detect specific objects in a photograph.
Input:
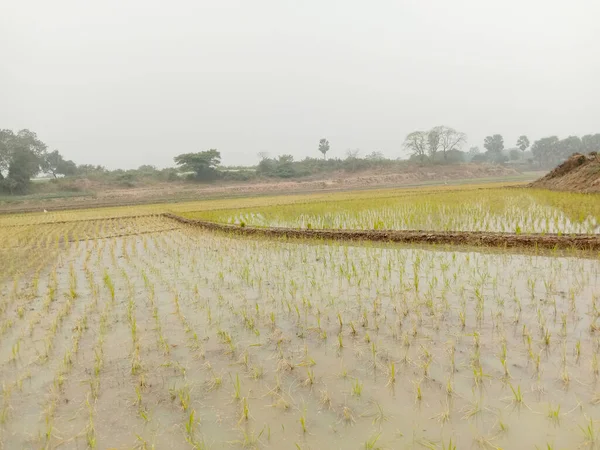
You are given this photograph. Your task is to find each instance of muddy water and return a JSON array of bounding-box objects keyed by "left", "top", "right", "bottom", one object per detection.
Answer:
[{"left": 1, "top": 217, "right": 600, "bottom": 449}]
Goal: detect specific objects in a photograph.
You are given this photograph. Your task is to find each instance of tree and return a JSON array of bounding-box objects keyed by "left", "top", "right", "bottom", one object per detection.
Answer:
[
  {"left": 582, "top": 134, "right": 600, "bottom": 152},
  {"left": 403, "top": 131, "right": 428, "bottom": 162},
  {"left": 273, "top": 155, "right": 296, "bottom": 178},
  {"left": 77, "top": 164, "right": 107, "bottom": 175},
  {"left": 555, "top": 136, "right": 583, "bottom": 162},
  {"left": 467, "top": 146, "right": 481, "bottom": 160},
  {"left": 435, "top": 126, "right": 466, "bottom": 160},
  {"left": 0, "top": 129, "right": 48, "bottom": 193},
  {"left": 483, "top": 135, "right": 504, "bottom": 154},
  {"left": 516, "top": 135, "right": 530, "bottom": 153},
  {"left": 43, "top": 150, "right": 77, "bottom": 178},
  {"left": 365, "top": 151, "right": 385, "bottom": 161},
  {"left": 529, "top": 135, "right": 582, "bottom": 168},
  {"left": 0, "top": 131, "right": 10, "bottom": 178},
  {"left": 509, "top": 149, "right": 522, "bottom": 161},
  {"left": 4, "top": 148, "right": 41, "bottom": 194},
  {"left": 257, "top": 151, "right": 270, "bottom": 161},
  {"left": 345, "top": 149, "right": 360, "bottom": 159},
  {"left": 137, "top": 164, "right": 157, "bottom": 172},
  {"left": 531, "top": 136, "right": 559, "bottom": 167},
  {"left": 318, "top": 139, "right": 330, "bottom": 160},
  {"left": 427, "top": 128, "right": 441, "bottom": 159},
  {"left": 173, "top": 149, "right": 221, "bottom": 180}
]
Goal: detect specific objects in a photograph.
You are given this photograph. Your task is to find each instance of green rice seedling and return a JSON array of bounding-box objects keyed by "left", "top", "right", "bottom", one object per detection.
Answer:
[
  {"left": 442, "top": 438, "right": 457, "bottom": 450},
  {"left": 86, "top": 395, "right": 96, "bottom": 449},
  {"left": 547, "top": 403, "right": 560, "bottom": 424},
  {"left": 239, "top": 397, "right": 250, "bottom": 422},
  {"left": 185, "top": 409, "right": 198, "bottom": 444},
  {"left": 351, "top": 378, "right": 363, "bottom": 397},
  {"left": 94, "top": 348, "right": 103, "bottom": 377},
  {"left": 10, "top": 339, "right": 20, "bottom": 362},
  {"left": 349, "top": 321, "right": 357, "bottom": 335},
  {"left": 445, "top": 375, "right": 454, "bottom": 397},
  {"left": 231, "top": 373, "right": 242, "bottom": 401},
  {"left": 544, "top": 328, "right": 551, "bottom": 348},
  {"left": 103, "top": 270, "right": 115, "bottom": 301},
  {"left": 415, "top": 380, "right": 423, "bottom": 402},
  {"left": 387, "top": 361, "right": 396, "bottom": 386},
  {"left": 364, "top": 432, "right": 382, "bottom": 450},
  {"left": 580, "top": 417, "right": 596, "bottom": 445},
  {"left": 304, "top": 368, "right": 315, "bottom": 386},
  {"left": 299, "top": 407, "right": 308, "bottom": 433},
  {"left": 251, "top": 365, "right": 264, "bottom": 380},
  {"left": 509, "top": 384, "right": 524, "bottom": 405},
  {"left": 68, "top": 264, "right": 78, "bottom": 299}
]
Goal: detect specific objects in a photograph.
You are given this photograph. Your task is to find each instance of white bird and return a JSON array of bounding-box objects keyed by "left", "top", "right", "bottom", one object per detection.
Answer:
[{"left": 43, "top": 209, "right": 47, "bottom": 213}]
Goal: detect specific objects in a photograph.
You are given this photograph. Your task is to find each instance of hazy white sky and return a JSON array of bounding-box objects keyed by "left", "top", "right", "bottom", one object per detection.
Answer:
[{"left": 2, "top": 0, "right": 599, "bottom": 169}]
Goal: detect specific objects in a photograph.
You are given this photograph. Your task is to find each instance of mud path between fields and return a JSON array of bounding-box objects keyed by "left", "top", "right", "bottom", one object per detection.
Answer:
[{"left": 163, "top": 213, "right": 600, "bottom": 251}]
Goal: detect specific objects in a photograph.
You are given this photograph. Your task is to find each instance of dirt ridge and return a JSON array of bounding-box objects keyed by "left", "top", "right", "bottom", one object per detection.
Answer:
[
  {"left": 163, "top": 213, "right": 600, "bottom": 251},
  {"left": 530, "top": 152, "right": 600, "bottom": 193}
]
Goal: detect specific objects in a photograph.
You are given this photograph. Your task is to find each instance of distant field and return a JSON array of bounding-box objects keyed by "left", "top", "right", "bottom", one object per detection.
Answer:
[
  {"left": 0, "top": 182, "right": 517, "bottom": 225},
  {"left": 1, "top": 182, "right": 600, "bottom": 449},
  {"left": 0, "top": 169, "right": 544, "bottom": 214}
]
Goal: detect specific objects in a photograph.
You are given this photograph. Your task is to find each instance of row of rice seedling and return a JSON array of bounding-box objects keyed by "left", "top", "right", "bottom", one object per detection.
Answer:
[{"left": 186, "top": 188, "right": 600, "bottom": 234}]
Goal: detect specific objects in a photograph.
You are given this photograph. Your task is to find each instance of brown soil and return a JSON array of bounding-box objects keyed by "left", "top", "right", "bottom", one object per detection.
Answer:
[
  {"left": 164, "top": 213, "right": 600, "bottom": 251},
  {"left": 530, "top": 152, "right": 600, "bottom": 193}
]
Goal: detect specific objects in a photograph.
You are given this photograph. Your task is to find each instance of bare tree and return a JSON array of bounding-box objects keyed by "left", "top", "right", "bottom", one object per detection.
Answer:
[
  {"left": 365, "top": 151, "right": 385, "bottom": 161},
  {"left": 403, "top": 131, "right": 428, "bottom": 162},
  {"left": 427, "top": 127, "right": 441, "bottom": 159},
  {"left": 345, "top": 148, "right": 360, "bottom": 159},
  {"left": 435, "top": 126, "right": 466, "bottom": 160},
  {"left": 257, "top": 151, "right": 270, "bottom": 161}
]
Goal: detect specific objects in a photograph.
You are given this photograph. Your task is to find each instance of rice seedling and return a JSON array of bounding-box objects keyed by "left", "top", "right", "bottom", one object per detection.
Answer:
[
  {"left": 231, "top": 373, "right": 242, "bottom": 401},
  {"left": 547, "top": 403, "right": 561, "bottom": 424},
  {"left": 509, "top": 384, "right": 524, "bottom": 405},
  {"left": 364, "top": 432, "right": 382, "bottom": 450},
  {"left": 351, "top": 378, "right": 363, "bottom": 397},
  {"left": 579, "top": 417, "right": 596, "bottom": 446},
  {"left": 299, "top": 406, "right": 308, "bottom": 433}
]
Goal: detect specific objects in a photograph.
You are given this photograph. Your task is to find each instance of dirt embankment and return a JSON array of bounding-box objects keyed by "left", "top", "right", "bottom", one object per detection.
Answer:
[
  {"left": 164, "top": 213, "right": 600, "bottom": 251},
  {"left": 530, "top": 153, "right": 600, "bottom": 193}
]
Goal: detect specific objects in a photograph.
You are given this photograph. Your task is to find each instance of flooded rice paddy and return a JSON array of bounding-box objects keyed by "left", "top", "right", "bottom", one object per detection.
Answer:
[
  {"left": 1, "top": 215, "right": 600, "bottom": 449},
  {"left": 187, "top": 189, "right": 600, "bottom": 235}
]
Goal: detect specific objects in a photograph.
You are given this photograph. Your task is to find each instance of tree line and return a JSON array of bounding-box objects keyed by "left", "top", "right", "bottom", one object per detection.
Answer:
[
  {"left": 403, "top": 127, "right": 600, "bottom": 168},
  {"left": 2, "top": 126, "right": 600, "bottom": 195}
]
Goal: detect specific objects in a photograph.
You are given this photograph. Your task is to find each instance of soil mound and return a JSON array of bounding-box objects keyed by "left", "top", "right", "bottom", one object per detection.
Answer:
[{"left": 530, "top": 153, "right": 600, "bottom": 193}]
